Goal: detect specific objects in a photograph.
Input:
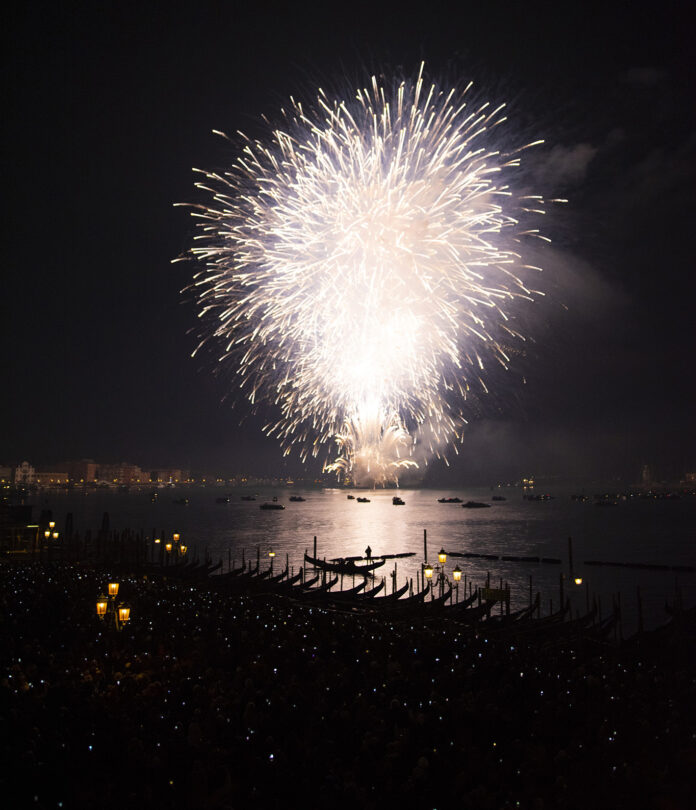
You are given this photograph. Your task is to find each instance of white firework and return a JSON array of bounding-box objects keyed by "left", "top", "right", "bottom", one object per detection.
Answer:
[{"left": 178, "top": 64, "right": 556, "bottom": 486}]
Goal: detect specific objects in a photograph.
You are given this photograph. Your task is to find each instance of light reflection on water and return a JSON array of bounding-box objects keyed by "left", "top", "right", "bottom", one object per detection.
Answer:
[{"left": 39, "top": 486, "right": 696, "bottom": 635}]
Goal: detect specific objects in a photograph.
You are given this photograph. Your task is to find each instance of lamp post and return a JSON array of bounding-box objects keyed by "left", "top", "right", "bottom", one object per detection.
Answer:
[
  {"left": 95, "top": 581, "right": 131, "bottom": 631},
  {"left": 453, "top": 566, "right": 462, "bottom": 603},
  {"left": 423, "top": 549, "right": 457, "bottom": 602},
  {"left": 268, "top": 549, "right": 276, "bottom": 572}
]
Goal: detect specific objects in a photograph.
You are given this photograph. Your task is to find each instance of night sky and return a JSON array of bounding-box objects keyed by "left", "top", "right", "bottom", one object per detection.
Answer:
[{"left": 4, "top": 1, "right": 695, "bottom": 483}]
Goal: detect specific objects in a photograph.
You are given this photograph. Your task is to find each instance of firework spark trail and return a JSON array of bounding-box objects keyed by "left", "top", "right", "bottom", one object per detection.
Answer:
[{"left": 178, "top": 64, "right": 557, "bottom": 485}]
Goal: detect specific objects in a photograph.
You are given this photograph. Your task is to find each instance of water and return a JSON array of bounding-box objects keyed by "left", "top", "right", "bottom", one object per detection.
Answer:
[{"left": 36, "top": 485, "right": 696, "bottom": 635}]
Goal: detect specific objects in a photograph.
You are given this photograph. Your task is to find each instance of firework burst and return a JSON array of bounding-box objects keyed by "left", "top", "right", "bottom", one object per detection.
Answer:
[{"left": 178, "top": 64, "right": 556, "bottom": 485}]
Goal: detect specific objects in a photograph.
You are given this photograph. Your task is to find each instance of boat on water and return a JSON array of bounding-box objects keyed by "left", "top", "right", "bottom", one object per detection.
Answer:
[
  {"left": 356, "top": 497, "right": 370, "bottom": 503},
  {"left": 392, "top": 496, "right": 405, "bottom": 505},
  {"left": 462, "top": 501, "right": 490, "bottom": 508},
  {"left": 492, "top": 495, "right": 506, "bottom": 501},
  {"left": 289, "top": 496, "right": 306, "bottom": 502},
  {"left": 438, "top": 497, "right": 462, "bottom": 503},
  {"left": 260, "top": 502, "right": 285, "bottom": 510},
  {"left": 216, "top": 497, "right": 230, "bottom": 504},
  {"left": 304, "top": 553, "right": 386, "bottom": 574},
  {"left": 347, "top": 495, "right": 355, "bottom": 499}
]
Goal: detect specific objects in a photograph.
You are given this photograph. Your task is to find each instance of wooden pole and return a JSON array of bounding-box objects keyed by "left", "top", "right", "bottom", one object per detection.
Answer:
[
  {"left": 313, "top": 536, "right": 317, "bottom": 560},
  {"left": 423, "top": 529, "right": 427, "bottom": 562}
]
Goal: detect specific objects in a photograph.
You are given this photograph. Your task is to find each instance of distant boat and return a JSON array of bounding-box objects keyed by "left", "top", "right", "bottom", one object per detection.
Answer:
[
  {"left": 491, "top": 495, "right": 506, "bottom": 501},
  {"left": 356, "top": 497, "right": 370, "bottom": 503},
  {"left": 438, "top": 497, "right": 462, "bottom": 503},
  {"left": 392, "top": 496, "right": 405, "bottom": 505},
  {"left": 347, "top": 495, "right": 355, "bottom": 499},
  {"left": 216, "top": 497, "right": 230, "bottom": 504},
  {"left": 462, "top": 501, "right": 490, "bottom": 509},
  {"left": 260, "top": 502, "right": 285, "bottom": 510},
  {"left": 289, "top": 496, "right": 306, "bottom": 502}
]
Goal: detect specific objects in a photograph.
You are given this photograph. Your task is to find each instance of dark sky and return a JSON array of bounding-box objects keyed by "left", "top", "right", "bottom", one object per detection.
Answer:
[{"left": 4, "top": 1, "right": 695, "bottom": 483}]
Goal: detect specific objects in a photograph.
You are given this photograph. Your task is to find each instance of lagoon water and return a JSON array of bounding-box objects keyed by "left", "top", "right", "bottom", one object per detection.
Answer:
[{"left": 37, "top": 485, "right": 696, "bottom": 635}]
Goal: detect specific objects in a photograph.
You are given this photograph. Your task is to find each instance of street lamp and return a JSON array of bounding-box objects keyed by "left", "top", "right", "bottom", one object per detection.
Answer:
[
  {"left": 96, "top": 581, "right": 131, "bottom": 631},
  {"left": 423, "top": 550, "right": 456, "bottom": 600},
  {"left": 268, "top": 549, "right": 276, "bottom": 572},
  {"left": 453, "top": 565, "right": 462, "bottom": 603}
]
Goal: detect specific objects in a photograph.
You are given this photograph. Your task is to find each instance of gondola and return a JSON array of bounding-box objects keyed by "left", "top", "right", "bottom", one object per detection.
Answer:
[
  {"left": 368, "top": 581, "right": 409, "bottom": 603},
  {"left": 304, "top": 553, "right": 386, "bottom": 575},
  {"left": 293, "top": 575, "right": 340, "bottom": 598}
]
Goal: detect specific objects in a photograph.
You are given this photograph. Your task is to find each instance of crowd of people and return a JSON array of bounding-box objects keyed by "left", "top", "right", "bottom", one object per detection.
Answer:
[{"left": 1, "top": 559, "right": 694, "bottom": 809}]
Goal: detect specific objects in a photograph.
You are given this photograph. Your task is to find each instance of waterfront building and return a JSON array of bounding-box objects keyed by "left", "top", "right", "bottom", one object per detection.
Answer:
[
  {"left": 13, "top": 461, "right": 35, "bottom": 484},
  {"left": 34, "top": 470, "right": 70, "bottom": 486},
  {"left": 98, "top": 462, "right": 151, "bottom": 485},
  {"left": 63, "top": 459, "right": 98, "bottom": 483},
  {"left": 150, "top": 468, "right": 187, "bottom": 484}
]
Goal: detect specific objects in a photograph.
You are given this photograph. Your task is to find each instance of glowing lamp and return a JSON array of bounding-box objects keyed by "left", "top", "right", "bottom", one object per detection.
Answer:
[
  {"left": 452, "top": 566, "right": 462, "bottom": 582},
  {"left": 108, "top": 582, "right": 119, "bottom": 597},
  {"left": 574, "top": 577, "right": 583, "bottom": 586},
  {"left": 49, "top": 521, "right": 55, "bottom": 529},
  {"left": 180, "top": 544, "right": 187, "bottom": 555},
  {"left": 118, "top": 605, "right": 131, "bottom": 624},
  {"left": 96, "top": 597, "right": 108, "bottom": 617},
  {"left": 173, "top": 533, "right": 180, "bottom": 543},
  {"left": 438, "top": 548, "right": 447, "bottom": 564},
  {"left": 154, "top": 538, "right": 161, "bottom": 544},
  {"left": 165, "top": 543, "right": 173, "bottom": 553},
  {"left": 44, "top": 530, "right": 51, "bottom": 539},
  {"left": 424, "top": 563, "right": 434, "bottom": 580},
  {"left": 52, "top": 532, "right": 59, "bottom": 540},
  {"left": 268, "top": 550, "right": 276, "bottom": 558}
]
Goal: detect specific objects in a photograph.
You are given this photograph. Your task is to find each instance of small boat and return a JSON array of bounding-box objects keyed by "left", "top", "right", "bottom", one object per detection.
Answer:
[
  {"left": 462, "top": 501, "right": 490, "bottom": 508},
  {"left": 347, "top": 495, "right": 355, "bottom": 499},
  {"left": 216, "top": 497, "right": 230, "bottom": 504},
  {"left": 304, "top": 553, "right": 386, "bottom": 574},
  {"left": 289, "top": 496, "right": 306, "bottom": 502},
  {"left": 491, "top": 495, "right": 506, "bottom": 501},
  {"left": 241, "top": 495, "right": 256, "bottom": 501},
  {"left": 356, "top": 497, "right": 370, "bottom": 503},
  {"left": 392, "top": 496, "right": 405, "bottom": 505},
  {"left": 260, "top": 502, "right": 285, "bottom": 510},
  {"left": 438, "top": 497, "right": 462, "bottom": 503}
]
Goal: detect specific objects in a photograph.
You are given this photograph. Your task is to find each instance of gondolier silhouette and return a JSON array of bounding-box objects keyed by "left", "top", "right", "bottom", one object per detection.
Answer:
[{"left": 364, "top": 545, "right": 372, "bottom": 559}]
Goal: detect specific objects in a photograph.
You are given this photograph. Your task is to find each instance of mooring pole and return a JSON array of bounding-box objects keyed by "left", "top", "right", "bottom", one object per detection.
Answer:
[
  {"left": 423, "top": 529, "right": 427, "bottom": 562},
  {"left": 313, "top": 536, "right": 317, "bottom": 560}
]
